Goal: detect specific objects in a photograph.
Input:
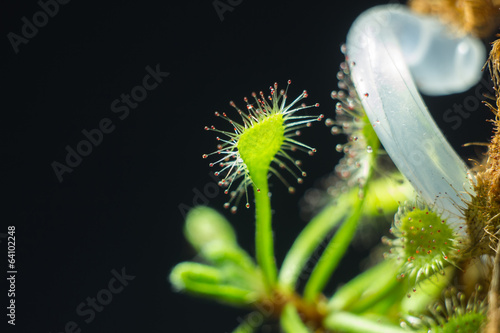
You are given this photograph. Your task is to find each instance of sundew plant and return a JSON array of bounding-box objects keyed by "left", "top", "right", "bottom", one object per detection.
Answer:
[{"left": 170, "top": 1, "right": 500, "bottom": 332}]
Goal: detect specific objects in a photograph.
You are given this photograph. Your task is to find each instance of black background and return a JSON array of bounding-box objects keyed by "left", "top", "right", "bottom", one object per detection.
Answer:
[{"left": 1, "top": 1, "right": 494, "bottom": 332}]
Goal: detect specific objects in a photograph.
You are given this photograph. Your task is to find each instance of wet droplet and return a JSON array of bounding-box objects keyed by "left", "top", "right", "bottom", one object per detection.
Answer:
[{"left": 366, "top": 146, "right": 373, "bottom": 153}]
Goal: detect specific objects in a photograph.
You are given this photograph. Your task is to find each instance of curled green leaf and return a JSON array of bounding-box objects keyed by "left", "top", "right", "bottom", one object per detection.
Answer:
[
  {"left": 184, "top": 206, "right": 237, "bottom": 251},
  {"left": 170, "top": 262, "right": 258, "bottom": 306}
]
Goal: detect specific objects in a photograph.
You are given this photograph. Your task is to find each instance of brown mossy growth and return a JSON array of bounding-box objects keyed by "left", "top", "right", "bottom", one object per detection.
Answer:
[
  {"left": 258, "top": 289, "right": 327, "bottom": 331},
  {"left": 487, "top": 37, "right": 500, "bottom": 92},
  {"left": 408, "top": 0, "right": 500, "bottom": 38},
  {"left": 464, "top": 37, "right": 500, "bottom": 257},
  {"left": 464, "top": 174, "right": 498, "bottom": 257}
]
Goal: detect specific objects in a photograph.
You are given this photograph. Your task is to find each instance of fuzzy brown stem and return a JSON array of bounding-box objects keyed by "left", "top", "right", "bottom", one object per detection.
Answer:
[{"left": 487, "top": 239, "right": 500, "bottom": 333}]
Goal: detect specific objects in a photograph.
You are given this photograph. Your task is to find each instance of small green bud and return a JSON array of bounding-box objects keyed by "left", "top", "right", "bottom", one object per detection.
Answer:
[
  {"left": 421, "top": 287, "right": 486, "bottom": 333},
  {"left": 184, "top": 206, "right": 237, "bottom": 251},
  {"left": 169, "top": 262, "right": 258, "bottom": 306},
  {"left": 362, "top": 173, "right": 413, "bottom": 216},
  {"left": 383, "top": 201, "right": 462, "bottom": 282}
]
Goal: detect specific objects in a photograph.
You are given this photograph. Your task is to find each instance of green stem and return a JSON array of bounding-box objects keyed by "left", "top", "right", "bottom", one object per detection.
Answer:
[
  {"left": 303, "top": 138, "right": 379, "bottom": 302},
  {"left": 324, "top": 312, "right": 406, "bottom": 333},
  {"left": 280, "top": 304, "right": 311, "bottom": 333},
  {"left": 303, "top": 185, "right": 368, "bottom": 303},
  {"left": 328, "top": 260, "right": 399, "bottom": 312},
  {"left": 278, "top": 190, "right": 355, "bottom": 290},
  {"left": 231, "top": 319, "right": 258, "bottom": 333},
  {"left": 348, "top": 273, "right": 402, "bottom": 314},
  {"left": 253, "top": 170, "right": 277, "bottom": 290}
]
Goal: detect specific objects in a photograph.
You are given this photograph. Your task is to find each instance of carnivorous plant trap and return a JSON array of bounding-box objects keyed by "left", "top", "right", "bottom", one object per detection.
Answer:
[{"left": 170, "top": 1, "right": 500, "bottom": 332}]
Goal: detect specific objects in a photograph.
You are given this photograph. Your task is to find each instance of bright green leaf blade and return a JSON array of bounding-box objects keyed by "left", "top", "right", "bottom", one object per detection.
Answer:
[
  {"left": 328, "top": 259, "right": 400, "bottom": 312},
  {"left": 359, "top": 282, "right": 407, "bottom": 318},
  {"left": 184, "top": 206, "right": 260, "bottom": 284},
  {"left": 231, "top": 319, "right": 258, "bottom": 333},
  {"left": 170, "top": 262, "right": 258, "bottom": 306},
  {"left": 400, "top": 266, "right": 454, "bottom": 315},
  {"left": 201, "top": 242, "right": 264, "bottom": 292},
  {"left": 201, "top": 241, "right": 256, "bottom": 272},
  {"left": 324, "top": 312, "right": 406, "bottom": 333},
  {"left": 280, "top": 304, "right": 311, "bottom": 333}
]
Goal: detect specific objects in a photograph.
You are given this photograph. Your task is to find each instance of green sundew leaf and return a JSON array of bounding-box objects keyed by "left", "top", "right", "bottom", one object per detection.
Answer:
[
  {"left": 400, "top": 266, "right": 454, "bottom": 316},
  {"left": 360, "top": 282, "right": 408, "bottom": 319},
  {"left": 201, "top": 242, "right": 264, "bottom": 292},
  {"left": 184, "top": 206, "right": 261, "bottom": 286},
  {"left": 348, "top": 268, "right": 404, "bottom": 314},
  {"left": 170, "top": 262, "right": 258, "bottom": 306},
  {"left": 184, "top": 206, "right": 262, "bottom": 281},
  {"left": 324, "top": 312, "right": 406, "bottom": 333},
  {"left": 328, "top": 259, "right": 401, "bottom": 312},
  {"left": 170, "top": 262, "right": 221, "bottom": 286},
  {"left": 280, "top": 304, "right": 311, "bottom": 333},
  {"left": 237, "top": 112, "right": 284, "bottom": 177},
  {"left": 429, "top": 311, "right": 487, "bottom": 333},
  {"left": 362, "top": 173, "right": 413, "bottom": 217},
  {"left": 184, "top": 206, "right": 237, "bottom": 251},
  {"left": 201, "top": 241, "right": 256, "bottom": 272}
]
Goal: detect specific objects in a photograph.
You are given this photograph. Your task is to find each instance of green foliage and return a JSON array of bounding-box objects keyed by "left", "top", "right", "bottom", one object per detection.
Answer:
[
  {"left": 170, "top": 70, "right": 487, "bottom": 332},
  {"left": 238, "top": 113, "right": 285, "bottom": 177},
  {"left": 384, "top": 204, "right": 461, "bottom": 282},
  {"left": 184, "top": 206, "right": 237, "bottom": 251}
]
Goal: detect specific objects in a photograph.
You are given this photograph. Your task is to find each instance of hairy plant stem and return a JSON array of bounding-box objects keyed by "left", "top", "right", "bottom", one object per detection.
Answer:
[{"left": 487, "top": 239, "right": 500, "bottom": 333}]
